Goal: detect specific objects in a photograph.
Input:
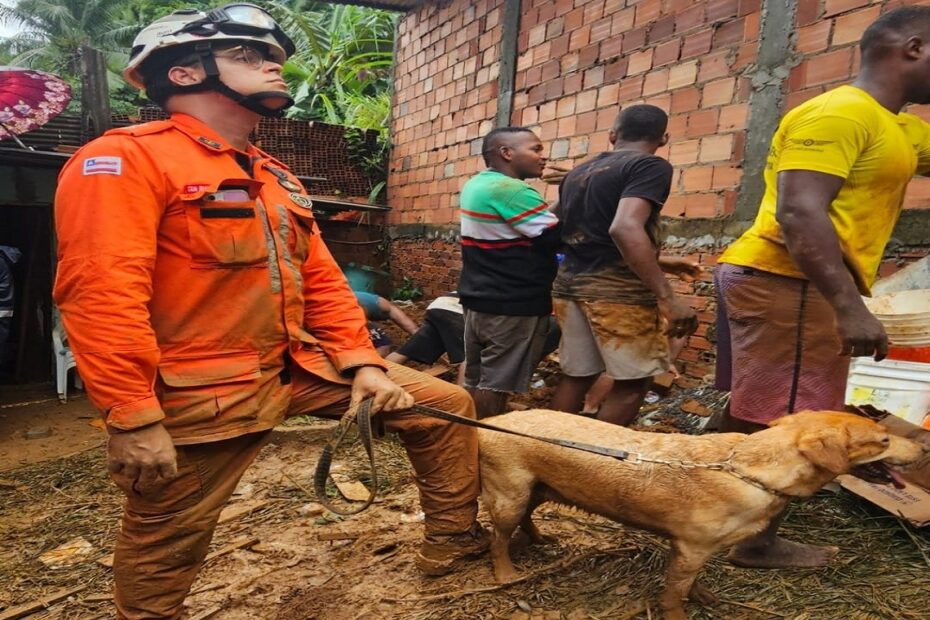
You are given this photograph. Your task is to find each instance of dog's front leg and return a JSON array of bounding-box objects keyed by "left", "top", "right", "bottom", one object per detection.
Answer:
[{"left": 660, "top": 540, "right": 715, "bottom": 620}]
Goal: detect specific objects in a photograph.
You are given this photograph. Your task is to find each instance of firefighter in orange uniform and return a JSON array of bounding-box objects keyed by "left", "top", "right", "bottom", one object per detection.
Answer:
[{"left": 53, "top": 5, "right": 487, "bottom": 618}]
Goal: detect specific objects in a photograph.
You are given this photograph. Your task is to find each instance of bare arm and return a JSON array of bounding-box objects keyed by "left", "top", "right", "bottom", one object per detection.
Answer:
[
  {"left": 775, "top": 170, "right": 887, "bottom": 359},
  {"left": 378, "top": 297, "right": 419, "bottom": 335},
  {"left": 609, "top": 197, "right": 697, "bottom": 338}
]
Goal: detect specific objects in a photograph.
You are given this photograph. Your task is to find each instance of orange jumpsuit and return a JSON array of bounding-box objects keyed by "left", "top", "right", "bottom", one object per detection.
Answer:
[{"left": 54, "top": 113, "right": 478, "bottom": 619}]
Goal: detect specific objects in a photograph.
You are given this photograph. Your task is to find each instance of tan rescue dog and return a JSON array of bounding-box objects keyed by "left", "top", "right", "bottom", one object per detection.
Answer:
[{"left": 478, "top": 410, "right": 926, "bottom": 620}]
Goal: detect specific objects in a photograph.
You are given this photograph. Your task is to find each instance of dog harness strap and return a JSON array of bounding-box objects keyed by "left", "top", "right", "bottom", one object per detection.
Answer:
[
  {"left": 313, "top": 398, "right": 379, "bottom": 515},
  {"left": 313, "top": 400, "right": 797, "bottom": 516}
]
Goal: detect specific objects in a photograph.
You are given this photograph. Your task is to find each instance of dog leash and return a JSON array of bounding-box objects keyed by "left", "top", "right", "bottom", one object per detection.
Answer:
[{"left": 313, "top": 399, "right": 795, "bottom": 515}]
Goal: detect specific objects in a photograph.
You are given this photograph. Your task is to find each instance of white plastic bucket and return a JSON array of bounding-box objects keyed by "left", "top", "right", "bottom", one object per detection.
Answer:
[
  {"left": 846, "top": 357, "right": 930, "bottom": 426},
  {"left": 863, "top": 289, "right": 930, "bottom": 347}
]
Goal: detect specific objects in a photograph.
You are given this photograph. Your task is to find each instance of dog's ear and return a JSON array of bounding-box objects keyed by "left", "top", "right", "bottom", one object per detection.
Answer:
[{"left": 797, "top": 427, "right": 850, "bottom": 474}]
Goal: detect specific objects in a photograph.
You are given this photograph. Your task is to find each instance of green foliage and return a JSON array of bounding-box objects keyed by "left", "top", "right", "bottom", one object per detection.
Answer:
[
  {"left": 391, "top": 277, "right": 423, "bottom": 302},
  {"left": 345, "top": 125, "right": 390, "bottom": 204},
  {"left": 0, "top": 1, "right": 395, "bottom": 186}
]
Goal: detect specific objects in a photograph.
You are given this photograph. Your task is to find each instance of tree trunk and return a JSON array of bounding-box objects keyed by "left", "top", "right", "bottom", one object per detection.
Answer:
[{"left": 80, "top": 45, "right": 111, "bottom": 140}]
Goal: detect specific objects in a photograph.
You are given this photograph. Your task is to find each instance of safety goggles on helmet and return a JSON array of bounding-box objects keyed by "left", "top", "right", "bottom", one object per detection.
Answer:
[{"left": 173, "top": 3, "right": 295, "bottom": 59}]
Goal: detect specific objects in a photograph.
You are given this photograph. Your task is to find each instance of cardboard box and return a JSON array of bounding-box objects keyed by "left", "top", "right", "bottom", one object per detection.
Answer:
[{"left": 838, "top": 414, "right": 930, "bottom": 527}]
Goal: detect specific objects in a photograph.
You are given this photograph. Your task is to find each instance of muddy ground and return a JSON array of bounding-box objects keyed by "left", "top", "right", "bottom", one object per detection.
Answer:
[{"left": 2, "top": 303, "right": 930, "bottom": 619}]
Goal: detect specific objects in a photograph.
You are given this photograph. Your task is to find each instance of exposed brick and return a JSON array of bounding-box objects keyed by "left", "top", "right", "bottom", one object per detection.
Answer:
[
  {"left": 600, "top": 35, "right": 624, "bottom": 59},
  {"left": 681, "top": 29, "right": 713, "bottom": 59},
  {"left": 676, "top": 6, "right": 705, "bottom": 34},
  {"left": 528, "top": 24, "right": 547, "bottom": 48},
  {"left": 702, "top": 78, "right": 735, "bottom": 106},
  {"left": 643, "top": 68, "right": 671, "bottom": 96},
  {"left": 796, "top": 0, "right": 821, "bottom": 25},
  {"left": 576, "top": 110, "right": 598, "bottom": 134},
  {"left": 557, "top": 95, "right": 577, "bottom": 118},
  {"left": 550, "top": 33, "right": 571, "bottom": 58},
  {"left": 738, "top": 0, "right": 761, "bottom": 17},
  {"left": 579, "top": 42, "right": 601, "bottom": 67},
  {"left": 668, "top": 61, "right": 699, "bottom": 89},
  {"left": 604, "top": 57, "right": 629, "bottom": 81},
  {"left": 706, "top": 0, "right": 739, "bottom": 22},
  {"left": 547, "top": 16, "right": 565, "bottom": 39},
  {"left": 627, "top": 49, "right": 655, "bottom": 75},
  {"left": 712, "top": 165, "right": 741, "bottom": 189},
  {"left": 671, "top": 87, "right": 701, "bottom": 114},
  {"left": 596, "top": 107, "right": 618, "bottom": 130},
  {"left": 824, "top": 0, "right": 868, "bottom": 18},
  {"left": 570, "top": 24, "right": 593, "bottom": 50},
  {"left": 804, "top": 47, "right": 854, "bottom": 87},
  {"left": 590, "top": 16, "right": 613, "bottom": 43},
  {"left": 584, "top": 0, "right": 606, "bottom": 24},
  {"left": 565, "top": 7, "right": 586, "bottom": 31},
  {"left": 698, "top": 51, "right": 731, "bottom": 83},
  {"left": 597, "top": 83, "right": 622, "bottom": 108},
  {"left": 682, "top": 166, "right": 714, "bottom": 191},
  {"left": 686, "top": 109, "right": 720, "bottom": 137},
  {"left": 617, "top": 74, "right": 645, "bottom": 101},
  {"left": 539, "top": 100, "right": 558, "bottom": 122},
  {"left": 648, "top": 16, "right": 677, "bottom": 44},
  {"left": 712, "top": 18, "right": 744, "bottom": 49},
  {"left": 653, "top": 38, "right": 682, "bottom": 67},
  {"left": 717, "top": 103, "right": 748, "bottom": 131},
  {"left": 521, "top": 106, "right": 539, "bottom": 125},
  {"left": 683, "top": 193, "right": 719, "bottom": 217},
  {"left": 635, "top": 0, "right": 662, "bottom": 26},
  {"left": 796, "top": 19, "right": 831, "bottom": 54},
  {"left": 832, "top": 6, "right": 881, "bottom": 46},
  {"left": 662, "top": 194, "right": 687, "bottom": 217},
  {"left": 561, "top": 51, "right": 581, "bottom": 73},
  {"left": 699, "top": 134, "right": 733, "bottom": 162},
  {"left": 622, "top": 27, "right": 647, "bottom": 53},
  {"left": 669, "top": 139, "right": 700, "bottom": 165},
  {"left": 611, "top": 7, "right": 636, "bottom": 35},
  {"left": 577, "top": 89, "right": 599, "bottom": 112},
  {"left": 541, "top": 58, "right": 561, "bottom": 82},
  {"left": 667, "top": 114, "right": 688, "bottom": 139},
  {"left": 584, "top": 64, "right": 606, "bottom": 88}
]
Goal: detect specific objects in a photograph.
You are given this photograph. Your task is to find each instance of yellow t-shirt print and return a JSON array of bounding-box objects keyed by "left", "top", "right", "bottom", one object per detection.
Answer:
[{"left": 721, "top": 85, "right": 930, "bottom": 294}]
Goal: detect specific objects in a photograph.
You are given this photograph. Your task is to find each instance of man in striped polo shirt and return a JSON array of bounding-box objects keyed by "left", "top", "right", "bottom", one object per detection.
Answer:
[{"left": 458, "top": 127, "right": 561, "bottom": 418}]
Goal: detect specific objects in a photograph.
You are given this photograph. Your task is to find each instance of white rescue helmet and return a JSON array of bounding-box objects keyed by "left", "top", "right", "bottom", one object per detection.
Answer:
[{"left": 123, "top": 3, "right": 295, "bottom": 89}]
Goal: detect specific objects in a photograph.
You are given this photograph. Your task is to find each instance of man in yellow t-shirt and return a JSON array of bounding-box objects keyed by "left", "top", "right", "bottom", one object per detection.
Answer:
[{"left": 715, "top": 5, "right": 930, "bottom": 569}]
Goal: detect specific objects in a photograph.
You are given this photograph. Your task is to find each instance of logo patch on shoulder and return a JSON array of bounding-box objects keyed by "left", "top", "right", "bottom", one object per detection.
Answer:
[
  {"left": 289, "top": 193, "right": 313, "bottom": 209},
  {"left": 83, "top": 156, "right": 122, "bottom": 176}
]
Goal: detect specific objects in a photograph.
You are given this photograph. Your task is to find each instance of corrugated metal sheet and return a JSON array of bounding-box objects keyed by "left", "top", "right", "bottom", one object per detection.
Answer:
[
  {"left": 1, "top": 113, "right": 135, "bottom": 152},
  {"left": 326, "top": 0, "right": 424, "bottom": 11}
]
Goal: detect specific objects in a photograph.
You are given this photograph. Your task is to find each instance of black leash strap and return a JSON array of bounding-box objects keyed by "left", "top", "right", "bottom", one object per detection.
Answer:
[{"left": 313, "top": 399, "right": 631, "bottom": 516}]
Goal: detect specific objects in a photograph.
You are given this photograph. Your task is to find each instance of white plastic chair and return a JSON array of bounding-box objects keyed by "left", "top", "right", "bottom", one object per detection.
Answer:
[{"left": 52, "top": 322, "right": 82, "bottom": 402}]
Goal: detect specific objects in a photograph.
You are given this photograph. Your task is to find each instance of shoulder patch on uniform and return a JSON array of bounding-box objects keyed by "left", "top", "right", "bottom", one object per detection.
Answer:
[
  {"left": 83, "top": 156, "right": 122, "bottom": 176},
  {"left": 197, "top": 136, "right": 224, "bottom": 150}
]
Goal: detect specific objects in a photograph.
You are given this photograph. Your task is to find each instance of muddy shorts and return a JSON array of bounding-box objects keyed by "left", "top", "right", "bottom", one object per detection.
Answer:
[
  {"left": 714, "top": 263, "right": 849, "bottom": 425},
  {"left": 463, "top": 310, "right": 552, "bottom": 393},
  {"left": 554, "top": 298, "right": 669, "bottom": 380}
]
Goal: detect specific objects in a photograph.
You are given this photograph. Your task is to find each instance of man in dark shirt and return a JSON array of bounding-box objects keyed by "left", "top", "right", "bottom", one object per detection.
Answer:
[{"left": 550, "top": 105, "right": 699, "bottom": 426}]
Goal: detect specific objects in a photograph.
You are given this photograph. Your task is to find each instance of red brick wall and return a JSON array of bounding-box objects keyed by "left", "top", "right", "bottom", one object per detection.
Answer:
[
  {"left": 389, "top": 0, "right": 504, "bottom": 227},
  {"left": 513, "top": 0, "right": 760, "bottom": 218},
  {"left": 386, "top": 0, "right": 930, "bottom": 385},
  {"left": 388, "top": 0, "right": 930, "bottom": 231}
]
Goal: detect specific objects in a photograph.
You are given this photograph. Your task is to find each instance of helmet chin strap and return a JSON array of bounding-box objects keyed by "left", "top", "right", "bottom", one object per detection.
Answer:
[{"left": 183, "top": 43, "right": 295, "bottom": 118}]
